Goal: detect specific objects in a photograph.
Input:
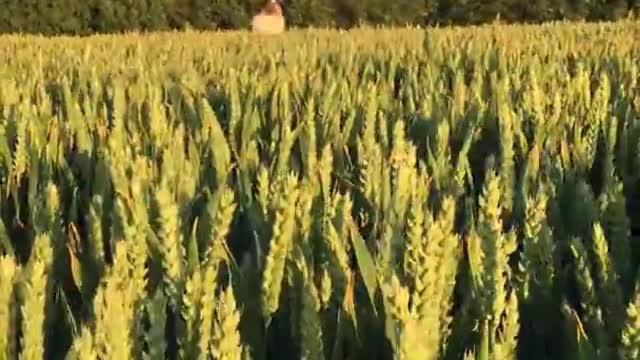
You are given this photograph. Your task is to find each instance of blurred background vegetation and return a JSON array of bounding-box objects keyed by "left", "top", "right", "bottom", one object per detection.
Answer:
[{"left": 0, "top": 0, "right": 638, "bottom": 35}]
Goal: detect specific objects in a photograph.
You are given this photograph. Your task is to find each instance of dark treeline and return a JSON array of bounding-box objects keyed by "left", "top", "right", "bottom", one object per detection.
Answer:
[{"left": 0, "top": 0, "right": 639, "bottom": 35}]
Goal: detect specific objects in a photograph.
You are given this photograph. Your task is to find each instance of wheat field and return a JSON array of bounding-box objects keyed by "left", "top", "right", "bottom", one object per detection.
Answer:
[{"left": 0, "top": 20, "right": 639, "bottom": 360}]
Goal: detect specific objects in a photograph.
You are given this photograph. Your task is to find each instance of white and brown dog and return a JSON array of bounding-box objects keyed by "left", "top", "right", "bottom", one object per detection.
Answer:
[{"left": 251, "top": 0, "right": 285, "bottom": 34}]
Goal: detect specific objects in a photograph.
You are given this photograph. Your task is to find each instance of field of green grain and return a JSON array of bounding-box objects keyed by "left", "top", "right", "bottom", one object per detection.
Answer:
[{"left": 0, "top": 20, "right": 639, "bottom": 360}]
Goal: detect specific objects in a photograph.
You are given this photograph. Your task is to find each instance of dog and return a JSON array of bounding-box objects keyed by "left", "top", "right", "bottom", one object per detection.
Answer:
[{"left": 251, "top": 0, "right": 285, "bottom": 34}]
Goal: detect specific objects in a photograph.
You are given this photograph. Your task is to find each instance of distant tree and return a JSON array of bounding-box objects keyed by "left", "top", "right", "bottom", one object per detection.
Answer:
[
  {"left": 365, "top": 0, "right": 435, "bottom": 26},
  {"left": 209, "top": 0, "right": 253, "bottom": 29},
  {"left": 52, "top": 0, "right": 92, "bottom": 34},
  {"left": 436, "top": 0, "right": 486, "bottom": 24},
  {"left": 8, "top": 0, "right": 90, "bottom": 35},
  {"left": 329, "top": 0, "right": 366, "bottom": 27},
  {"left": 589, "top": 0, "right": 629, "bottom": 20},
  {"left": 166, "top": 0, "right": 192, "bottom": 28},
  {"left": 0, "top": 0, "right": 28, "bottom": 33},
  {"left": 514, "top": 0, "right": 564, "bottom": 22},
  {"left": 138, "top": 0, "right": 171, "bottom": 30},
  {"left": 91, "top": 0, "right": 169, "bottom": 33},
  {"left": 285, "top": 0, "right": 335, "bottom": 27},
  {"left": 187, "top": 0, "right": 216, "bottom": 28},
  {"left": 562, "top": 0, "right": 590, "bottom": 20},
  {"left": 90, "top": 0, "right": 137, "bottom": 32},
  {"left": 0, "top": 0, "right": 636, "bottom": 35}
]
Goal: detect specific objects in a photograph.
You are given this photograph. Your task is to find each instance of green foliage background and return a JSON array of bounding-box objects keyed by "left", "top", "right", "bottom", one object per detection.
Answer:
[
  {"left": 1, "top": 19, "right": 640, "bottom": 360},
  {"left": 0, "top": 0, "right": 638, "bottom": 35}
]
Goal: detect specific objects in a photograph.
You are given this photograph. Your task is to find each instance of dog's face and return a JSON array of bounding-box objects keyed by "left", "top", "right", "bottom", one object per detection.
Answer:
[{"left": 262, "top": 0, "right": 283, "bottom": 16}]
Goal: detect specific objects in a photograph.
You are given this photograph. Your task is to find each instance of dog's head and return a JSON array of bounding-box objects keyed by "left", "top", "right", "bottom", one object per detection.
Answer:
[{"left": 261, "top": 0, "right": 283, "bottom": 16}]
